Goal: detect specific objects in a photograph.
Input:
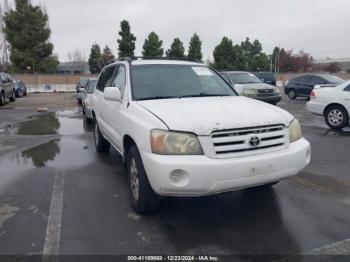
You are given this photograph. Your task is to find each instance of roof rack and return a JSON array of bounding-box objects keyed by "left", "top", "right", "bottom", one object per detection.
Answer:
[{"left": 106, "top": 56, "right": 201, "bottom": 65}]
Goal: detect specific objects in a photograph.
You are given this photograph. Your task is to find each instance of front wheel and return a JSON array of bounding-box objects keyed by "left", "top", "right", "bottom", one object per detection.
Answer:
[
  {"left": 288, "top": 89, "right": 297, "bottom": 99},
  {"left": 127, "top": 146, "right": 160, "bottom": 213},
  {"left": 93, "top": 119, "right": 110, "bottom": 153},
  {"left": 325, "top": 105, "right": 349, "bottom": 130}
]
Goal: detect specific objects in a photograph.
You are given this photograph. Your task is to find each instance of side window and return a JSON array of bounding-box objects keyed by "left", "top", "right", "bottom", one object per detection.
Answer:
[
  {"left": 111, "top": 65, "right": 126, "bottom": 97},
  {"left": 96, "top": 66, "right": 116, "bottom": 92},
  {"left": 298, "top": 76, "right": 310, "bottom": 83},
  {"left": 344, "top": 84, "right": 350, "bottom": 92},
  {"left": 310, "top": 76, "right": 325, "bottom": 85}
]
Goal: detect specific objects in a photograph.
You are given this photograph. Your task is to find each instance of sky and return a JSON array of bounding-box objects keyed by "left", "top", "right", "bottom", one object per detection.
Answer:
[{"left": 23, "top": 0, "right": 350, "bottom": 61}]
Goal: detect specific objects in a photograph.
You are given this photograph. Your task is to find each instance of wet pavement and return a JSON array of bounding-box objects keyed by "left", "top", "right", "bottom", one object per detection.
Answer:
[{"left": 0, "top": 93, "right": 349, "bottom": 260}]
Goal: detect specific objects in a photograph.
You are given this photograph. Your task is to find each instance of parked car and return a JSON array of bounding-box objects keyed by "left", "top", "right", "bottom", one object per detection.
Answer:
[
  {"left": 76, "top": 78, "right": 89, "bottom": 104},
  {"left": 81, "top": 78, "right": 97, "bottom": 123},
  {"left": 252, "top": 72, "right": 277, "bottom": 86},
  {"left": 285, "top": 74, "right": 345, "bottom": 100},
  {"left": 307, "top": 80, "right": 350, "bottom": 130},
  {"left": 13, "top": 79, "right": 27, "bottom": 97},
  {"left": 220, "top": 71, "right": 281, "bottom": 105},
  {"left": 0, "top": 72, "right": 16, "bottom": 106},
  {"left": 91, "top": 58, "right": 311, "bottom": 213}
]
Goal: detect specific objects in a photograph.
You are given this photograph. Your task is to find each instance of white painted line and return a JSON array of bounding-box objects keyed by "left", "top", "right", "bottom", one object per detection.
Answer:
[
  {"left": 42, "top": 171, "right": 65, "bottom": 261},
  {"left": 304, "top": 239, "right": 350, "bottom": 255},
  {"left": 275, "top": 239, "right": 350, "bottom": 261}
]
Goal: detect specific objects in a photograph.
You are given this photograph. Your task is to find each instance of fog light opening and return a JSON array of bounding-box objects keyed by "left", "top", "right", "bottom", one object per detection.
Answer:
[{"left": 169, "top": 169, "right": 189, "bottom": 186}]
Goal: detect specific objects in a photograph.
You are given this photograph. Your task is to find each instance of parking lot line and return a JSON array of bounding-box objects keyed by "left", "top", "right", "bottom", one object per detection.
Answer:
[{"left": 42, "top": 170, "right": 65, "bottom": 261}]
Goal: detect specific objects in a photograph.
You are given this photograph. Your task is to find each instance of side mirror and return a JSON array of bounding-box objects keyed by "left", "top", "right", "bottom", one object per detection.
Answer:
[{"left": 104, "top": 86, "right": 121, "bottom": 102}]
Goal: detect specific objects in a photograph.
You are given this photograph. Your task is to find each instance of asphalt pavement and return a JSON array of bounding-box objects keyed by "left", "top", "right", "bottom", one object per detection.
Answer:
[{"left": 0, "top": 93, "right": 349, "bottom": 261}]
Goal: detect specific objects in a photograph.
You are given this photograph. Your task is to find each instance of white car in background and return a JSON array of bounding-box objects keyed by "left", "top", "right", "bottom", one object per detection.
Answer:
[
  {"left": 307, "top": 80, "right": 350, "bottom": 129},
  {"left": 82, "top": 78, "right": 97, "bottom": 123}
]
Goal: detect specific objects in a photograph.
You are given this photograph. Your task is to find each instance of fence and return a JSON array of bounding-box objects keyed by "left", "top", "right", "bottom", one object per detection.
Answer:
[{"left": 12, "top": 74, "right": 96, "bottom": 93}]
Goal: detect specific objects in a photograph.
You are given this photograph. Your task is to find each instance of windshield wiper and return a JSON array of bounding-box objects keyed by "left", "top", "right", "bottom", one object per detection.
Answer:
[
  {"left": 180, "top": 93, "right": 230, "bottom": 98},
  {"left": 137, "top": 96, "right": 178, "bottom": 101}
]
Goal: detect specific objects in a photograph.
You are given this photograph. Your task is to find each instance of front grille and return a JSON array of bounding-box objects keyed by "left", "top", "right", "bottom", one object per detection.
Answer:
[
  {"left": 257, "top": 89, "right": 274, "bottom": 94},
  {"left": 211, "top": 124, "right": 287, "bottom": 158}
]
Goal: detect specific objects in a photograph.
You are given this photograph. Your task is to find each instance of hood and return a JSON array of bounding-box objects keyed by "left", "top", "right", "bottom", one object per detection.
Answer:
[{"left": 137, "top": 96, "right": 293, "bottom": 135}]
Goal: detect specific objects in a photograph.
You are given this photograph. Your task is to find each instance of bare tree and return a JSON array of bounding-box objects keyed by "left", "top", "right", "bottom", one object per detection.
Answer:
[
  {"left": 0, "top": 0, "right": 11, "bottom": 71},
  {"left": 67, "top": 49, "right": 86, "bottom": 73}
]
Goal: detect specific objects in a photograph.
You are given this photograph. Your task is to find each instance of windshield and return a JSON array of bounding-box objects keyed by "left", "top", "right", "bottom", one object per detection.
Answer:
[
  {"left": 321, "top": 75, "right": 345, "bottom": 84},
  {"left": 229, "top": 73, "right": 262, "bottom": 84},
  {"left": 132, "top": 65, "right": 237, "bottom": 100}
]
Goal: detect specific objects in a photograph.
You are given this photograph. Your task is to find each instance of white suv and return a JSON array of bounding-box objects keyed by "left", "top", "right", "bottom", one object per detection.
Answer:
[{"left": 91, "top": 59, "right": 311, "bottom": 213}]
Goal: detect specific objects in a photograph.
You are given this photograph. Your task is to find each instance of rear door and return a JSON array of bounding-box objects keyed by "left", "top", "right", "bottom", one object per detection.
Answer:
[{"left": 296, "top": 76, "right": 313, "bottom": 96}]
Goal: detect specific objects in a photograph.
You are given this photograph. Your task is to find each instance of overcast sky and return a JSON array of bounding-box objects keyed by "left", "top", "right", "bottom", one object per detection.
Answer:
[{"left": 26, "top": 0, "right": 350, "bottom": 61}]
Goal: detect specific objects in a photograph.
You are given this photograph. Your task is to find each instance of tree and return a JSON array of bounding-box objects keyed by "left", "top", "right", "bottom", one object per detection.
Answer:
[
  {"left": 3, "top": 0, "right": 58, "bottom": 73},
  {"left": 142, "top": 32, "right": 164, "bottom": 58},
  {"left": 324, "top": 62, "right": 341, "bottom": 73},
  {"left": 0, "top": 0, "right": 10, "bottom": 71},
  {"left": 166, "top": 38, "right": 185, "bottom": 59},
  {"left": 88, "top": 44, "right": 102, "bottom": 74},
  {"left": 240, "top": 38, "right": 269, "bottom": 71},
  {"left": 213, "top": 37, "right": 236, "bottom": 70},
  {"left": 101, "top": 45, "right": 115, "bottom": 67},
  {"left": 117, "top": 20, "right": 136, "bottom": 58},
  {"left": 188, "top": 33, "right": 202, "bottom": 62}
]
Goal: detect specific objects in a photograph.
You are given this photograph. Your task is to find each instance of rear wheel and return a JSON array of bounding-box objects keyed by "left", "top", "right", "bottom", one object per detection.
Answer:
[
  {"left": 9, "top": 89, "right": 16, "bottom": 102},
  {"left": 325, "top": 105, "right": 349, "bottom": 130},
  {"left": 93, "top": 119, "right": 110, "bottom": 153},
  {"left": 288, "top": 89, "right": 297, "bottom": 99},
  {"left": 127, "top": 146, "right": 160, "bottom": 213},
  {"left": 0, "top": 91, "right": 5, "bottom": 106}
]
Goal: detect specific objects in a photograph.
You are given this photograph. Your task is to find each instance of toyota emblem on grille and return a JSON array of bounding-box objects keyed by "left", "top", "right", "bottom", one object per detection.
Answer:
[{"left": 249, "top": 136, "right": 261, "bottom": 147}]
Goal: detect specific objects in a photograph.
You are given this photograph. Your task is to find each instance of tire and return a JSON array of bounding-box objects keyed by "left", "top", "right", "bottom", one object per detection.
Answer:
[
  {"left": 0, "top": 91, "right": 5, "bottom": 106},
  {"left": 325, "top": 105, "right": 349, "bottom": 130},
  {"left": 288, "top": 89, "right": 297, "bottom": 100},
  {"left": 85, "top": 116, "right": 93, "bottom": 124},
  {"left": 127, "top": 146, "right": 160, "bottom": 213},
  {"left": 93, "top": 119, "right": 110, "bottom": 153},
  {"left": 23, "top": 89, "right": 27, "bottom": 96},
  {"left": 15, "top": 89, "right": 20, "bottom": 98},
  {"left": 9, "top": 89, "right": 16, "bottom": 102}
]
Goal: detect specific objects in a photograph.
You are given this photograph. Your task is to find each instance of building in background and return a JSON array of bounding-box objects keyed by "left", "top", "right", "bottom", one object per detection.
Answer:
[
  {"left": 314, "top": 58, "right": 350, "bottom": 72},
  {"left": 57, "top": 61, "right": 90, "bottom": 75}
]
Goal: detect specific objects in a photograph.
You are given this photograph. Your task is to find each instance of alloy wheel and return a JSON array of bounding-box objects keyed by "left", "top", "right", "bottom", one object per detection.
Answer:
[{"left": 328, "top": 109, "right": 343, "bottom": 127}]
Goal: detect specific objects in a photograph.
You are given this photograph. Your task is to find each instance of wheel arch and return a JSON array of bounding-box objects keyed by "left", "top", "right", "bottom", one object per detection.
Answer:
[
  {"left": 324, "top": 103, "right": 349, "bottom": 116},
  {"left": 123, "top": 135, "right": 137, "bottom": 167}
]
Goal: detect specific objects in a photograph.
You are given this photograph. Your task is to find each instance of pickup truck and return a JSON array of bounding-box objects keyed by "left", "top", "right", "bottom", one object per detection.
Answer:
[{"left": 91, "top": 58, "right": 311, "bottom": 213}]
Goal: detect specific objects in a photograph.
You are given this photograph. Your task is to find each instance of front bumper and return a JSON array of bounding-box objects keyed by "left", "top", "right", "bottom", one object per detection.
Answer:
[
  {"left": 243, "top": 94, "right": 282, "bottom": 104},
  {"left": 140, "top": 138, "right": 311, "bottom": 196}
]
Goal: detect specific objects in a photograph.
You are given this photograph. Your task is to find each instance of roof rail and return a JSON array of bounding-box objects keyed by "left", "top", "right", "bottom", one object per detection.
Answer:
[{"left": 106, "top": 56, "right": 201, "bottom": 65}]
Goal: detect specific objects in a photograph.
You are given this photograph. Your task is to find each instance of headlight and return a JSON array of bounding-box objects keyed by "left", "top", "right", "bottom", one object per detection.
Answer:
[
  {"left": 150, "top": 129, "right": 204, "bottom": 155},
  {"left": 274, "top": 87, "right": 280, "bottom": 94},
  {"left": 289, "top": 119, "right": 302, "bottom": 143},
  {"left": 243, "top": 89, "right": 257, "bottom": 96}
]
